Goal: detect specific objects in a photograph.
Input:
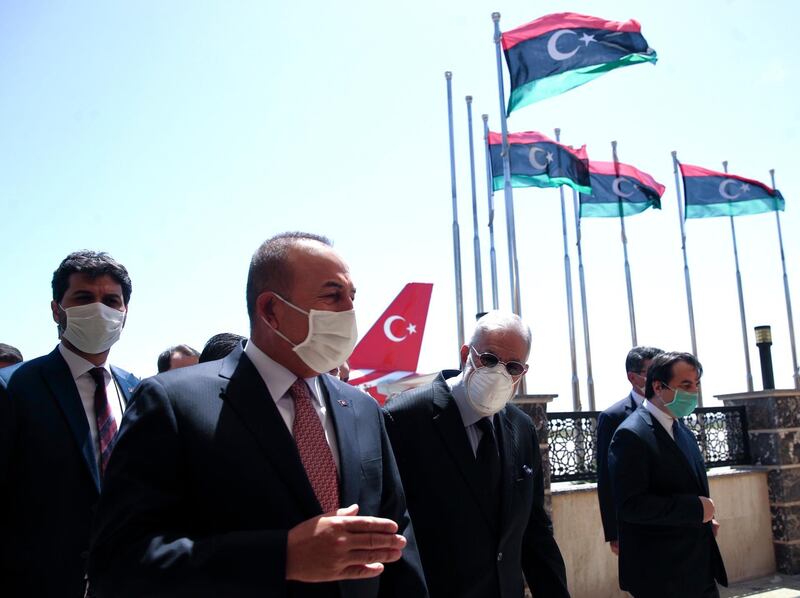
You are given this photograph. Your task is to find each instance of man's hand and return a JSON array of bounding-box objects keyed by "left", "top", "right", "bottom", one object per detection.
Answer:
[
  {"left": 699, "top": 496, "right": 715, "bottom": 523},
  {"left": 711, "top": 518, "right": 720, "bottom": 538},
  {"left": 286, "top": 504, "right": 407, "bottom": 582},
  {"left": 609, "top": 540, "right": 619, "bottom": 556}
]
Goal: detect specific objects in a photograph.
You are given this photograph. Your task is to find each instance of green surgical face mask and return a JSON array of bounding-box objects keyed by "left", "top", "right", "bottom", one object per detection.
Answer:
[{"left": 661, "top": 385, "right": 698, "bottom": 418}]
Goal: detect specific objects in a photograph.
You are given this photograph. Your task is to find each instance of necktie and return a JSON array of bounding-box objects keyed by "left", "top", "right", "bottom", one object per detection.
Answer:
[
  {"left": 476, "top": 416, "right": 501, "bottom": 523},
  {"left": 289, "top": 378, "right": 340, "bottom": 513},
  {"left": 88, "top": 367, "right": 118, "bottom": 477},
  {"left": 672, "top": 419, "right": 703, "bottom": 483}
]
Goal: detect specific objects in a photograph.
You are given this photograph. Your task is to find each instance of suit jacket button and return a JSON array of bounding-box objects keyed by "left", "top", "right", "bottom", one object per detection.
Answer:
[{"left": 497, "top": 552, "right": 503, "bottom": 562}]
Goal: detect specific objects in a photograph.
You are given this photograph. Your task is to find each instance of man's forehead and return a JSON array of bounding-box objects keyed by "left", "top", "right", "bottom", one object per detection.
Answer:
[
  {"left": 66, "top": 272, "right": 123, "bottom": 294},
  {"left": 670, "top": 361, "right": 699, "bottom": 381},
  {"left": 475, "top": 328, "right": 528, "bottom": 359}
]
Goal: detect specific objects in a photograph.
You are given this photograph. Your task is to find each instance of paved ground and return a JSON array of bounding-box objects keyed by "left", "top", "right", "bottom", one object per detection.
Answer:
[{"left": 721, "top": 574, "right": 800, "bottom": 598}]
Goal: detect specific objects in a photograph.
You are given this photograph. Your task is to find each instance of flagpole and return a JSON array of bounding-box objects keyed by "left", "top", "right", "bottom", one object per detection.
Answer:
[
  {"left": 572, "top": 187, "right": 595, "bottom": 410},
  {"left": 769, "top": 169, "right": 799, "bottom": 389},
  {"left": 723, "top": 160, "right": 754, "bottom": 392},
  {"left": 445, "top": 72, "right": 465, "bottom": 354},
  {"left": 671, "top": 151, "right": 702, "bottom": 405},
  {"left": 555, "top": 128, "right": 581, "bottom": 411},
  {"left": 466, "top": 96, "right": 484, "bottom": 316},
  {"left": 612, "top": 141, "right": 638, "bottom": 346},
  {"left": 483, "top": 113, "right": 500, "bottom": 310},
  {"left": 492, "top": 12, "right": 522, "bottom": 317}
]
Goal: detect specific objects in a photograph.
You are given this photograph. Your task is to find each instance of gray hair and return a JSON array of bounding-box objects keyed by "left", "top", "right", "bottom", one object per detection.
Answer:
[{"left": 469, "top": 311, "right": 532, "bottom": 355}]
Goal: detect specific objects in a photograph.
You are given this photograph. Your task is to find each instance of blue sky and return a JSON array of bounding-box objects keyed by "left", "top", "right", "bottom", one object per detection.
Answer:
[{"left": 1, "top": 0, "right": 798, "bottom": 411}]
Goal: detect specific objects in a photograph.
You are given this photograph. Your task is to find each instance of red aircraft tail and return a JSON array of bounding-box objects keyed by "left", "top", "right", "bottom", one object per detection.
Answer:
[{"left": 348, "top": 283, "right": 433, "bottom": 372}]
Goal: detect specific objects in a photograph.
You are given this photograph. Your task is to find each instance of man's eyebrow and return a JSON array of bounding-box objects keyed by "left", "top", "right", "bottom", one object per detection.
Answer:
[{"left": 321, "top": 281, "right": 356, "bottom": 295}]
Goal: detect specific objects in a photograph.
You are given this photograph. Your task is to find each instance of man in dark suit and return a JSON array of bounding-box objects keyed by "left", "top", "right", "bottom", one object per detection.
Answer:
[
  {"left": 596, "top": 346, "right": 663, "bottom": 555},
  {"left": 0, "top": 250, "right": 138, "bottom": 597},
  {"left": 383, "top": 311, "right": 570, "bottom": 598},
  {"left": 88, "top": 232, "right": 428, "bottom": 598},
  {"left": 609, "top": 352, "right": 727, "bottom": 598}
]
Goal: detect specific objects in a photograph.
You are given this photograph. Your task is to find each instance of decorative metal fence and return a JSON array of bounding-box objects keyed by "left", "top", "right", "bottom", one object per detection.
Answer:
[{"left": 547, "top": 406, "right": 751, "bottom": 483}]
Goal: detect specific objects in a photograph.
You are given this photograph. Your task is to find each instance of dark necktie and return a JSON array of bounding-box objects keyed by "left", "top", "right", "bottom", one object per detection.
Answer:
[
  {"left": 88, "top": 367, "right": 118, "bottom": 477},
  {"left": 476, "top": 416, "right": 501, "bottom": 521},
  {"left": 289, "top": 378, "right": 340, "bottom": 513},
  {"left": 672, "top": 419, "right": 703, "bottom": 483}
]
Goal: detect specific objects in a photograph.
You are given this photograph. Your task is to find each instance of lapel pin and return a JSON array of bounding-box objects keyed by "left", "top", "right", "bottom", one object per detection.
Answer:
[
  {"left": 337, "top": 399, "right": 350, "bottom": 407},
  {"left": 522, "top": 465, "right": 533, "bottom": 476}
]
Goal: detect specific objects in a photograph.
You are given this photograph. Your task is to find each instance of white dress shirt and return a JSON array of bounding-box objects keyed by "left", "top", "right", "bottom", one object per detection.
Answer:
[
  {"left": 244, "top": 340, "right": 340, "bottom": 470},
  {"left": 631, "top": 388, "right": 646, "bottom": 408},
  {"left": 448, "top": 373, "right": 489, "bottom": 457},
  {"left": 58, "top": 343, "right": 125, "bottom": 465},
  {"left": 644, "top": 398, "right": 675, "bottom": 440}
]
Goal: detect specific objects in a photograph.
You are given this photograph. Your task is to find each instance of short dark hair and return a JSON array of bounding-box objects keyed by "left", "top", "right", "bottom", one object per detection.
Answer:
[
  {"left": 625, "top": 346, "right": 664, "bottom": 374},
  {"left": 52, "top": 251, "right": 132, "bottom": 305},
  {"left": 0, "top": 343, "right": 23, "bottom": 364},
  {"left": 157, "top": 344, "right": 200, "bottom": 373},
  {"left": 645, "top": 352, "right": 703, "bottom": 398},
  {"left": 199, "top": 333, "right": 246, "bottom": 363},
  {"left": 245, "top": 232, "right": 332, "bottom": 322}
]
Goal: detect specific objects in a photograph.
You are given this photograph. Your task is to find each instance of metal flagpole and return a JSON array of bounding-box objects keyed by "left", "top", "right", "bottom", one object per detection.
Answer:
[
  {"left": 555, "top": 128, "right": 581, "bottom": 410},
  {"left": 466, "top": 96, "right": 484, "bottom": 316},
  {"left": 770, "top": 169, "right": 800, "bottom": 389},
  {"left": 483, "top": 114, "right": 500, "bottom": 310},
  {"left": 445, "top": 72, "right": 465, "bottom": 353},
  {"left": 492, "top": 12, "right": 522, "bottom": 317},
  {"left": 723, "top": 161, "right": 754, "bottom": 392},
  {"left": 612, "top": 141, "right": 638, "bottom": 346},
  {"left": 671, "top": 151, "right": 702, "bottom": 405},
  {"left": 572, "top": 187, "right": 595, "bottom": 409}
]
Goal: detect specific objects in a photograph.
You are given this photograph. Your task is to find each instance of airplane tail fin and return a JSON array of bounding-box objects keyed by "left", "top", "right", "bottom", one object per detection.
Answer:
[{"left": 348, "top": 282, "right": 433, "bottom": 372}]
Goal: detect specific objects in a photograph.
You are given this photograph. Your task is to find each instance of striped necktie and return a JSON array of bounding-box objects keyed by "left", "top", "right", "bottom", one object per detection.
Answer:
[{"left": 89, "top": 367, "right": 119, "bottom": 477}]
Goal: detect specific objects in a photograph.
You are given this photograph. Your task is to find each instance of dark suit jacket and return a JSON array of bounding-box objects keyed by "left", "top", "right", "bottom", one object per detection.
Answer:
[
  {"left": 0, "top": 347, "right": 138, "bottom": 598},
  {"left": 596, "top": 392, "right": 638, "bottom": 542},
  {"left": 87, "top": 345, "right": 427, "bottom": 598},
  {"left": 609, "top": 407, "right": 728, "bottom": 598},
  {"left": 383, "top": 372, "right": 570, "bottom": 598}
]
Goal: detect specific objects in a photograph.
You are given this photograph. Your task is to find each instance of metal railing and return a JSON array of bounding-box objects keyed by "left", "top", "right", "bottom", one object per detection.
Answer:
[{"left": 547, "top": 406, "right": 751, "bottom": 483}]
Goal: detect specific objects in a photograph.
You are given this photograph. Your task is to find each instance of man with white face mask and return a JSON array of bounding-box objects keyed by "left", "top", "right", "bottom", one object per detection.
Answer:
[
  {"left": 596, "top": 346, "right": 663, "bottom": 556},
  {"left": 88, "top": 232, "right": 428, "bottom": 598},
  {"left": 0, "top": 250, "right": 139, "bottom": 598},
  {"left": 383, "top": 311, "right": 570, "bottom": 598}
]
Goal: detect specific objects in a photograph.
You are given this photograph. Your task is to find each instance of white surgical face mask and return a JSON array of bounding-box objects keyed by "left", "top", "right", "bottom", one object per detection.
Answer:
[
  {"left": 60, "top": 302, "right": 126, "bottom": 354},
  {"left": 464, "top": 352, "right": 517, "bottom": 416},
  {"left": 265, "top": 293, "right": 358, "bottom": 374}
]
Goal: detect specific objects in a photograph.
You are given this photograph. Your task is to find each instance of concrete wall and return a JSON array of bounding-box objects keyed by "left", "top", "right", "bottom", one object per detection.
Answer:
[{"left": 551, "top": 467, "right": 775, "bottom": 598}]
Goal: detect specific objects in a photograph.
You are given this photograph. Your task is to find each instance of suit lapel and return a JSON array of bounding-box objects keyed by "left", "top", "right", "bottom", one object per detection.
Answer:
[
  {"left": 110, "top": 366, "right": 138, "bottom": 406},
  {"left": 637, "top": 409, "right": 704, "bottom": 493},
  {"left": 218, "top": 349, "right": 321, "bottom": 516},
  {"left": 431, "top": 378, "right": 495, "bottom": 529},
  {"left": 321, "top": 376, "right": 359, "bottom": 508},
  {"left": 497, "top": 408, "right": 516, "bottom": 539},
  {"left": 625, "top": 392, "right": 638, "bottom": 414},
  {"left": 43, "top": 349, "right": 101, "bottom": 492}
]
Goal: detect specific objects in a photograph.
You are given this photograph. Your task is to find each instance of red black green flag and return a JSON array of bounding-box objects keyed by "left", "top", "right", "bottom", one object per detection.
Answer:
[
  {"left": 502, "top": 12, "right": 657, "bottom": 113},
  {"left": 579, "top": 161, "right": 664, "bottom": 218},
  {"left": 679, "top": 164, "right": 785, "bottom": 218},
  {"left": 488, "top": 130, "right": 591, "bottom": 195}
]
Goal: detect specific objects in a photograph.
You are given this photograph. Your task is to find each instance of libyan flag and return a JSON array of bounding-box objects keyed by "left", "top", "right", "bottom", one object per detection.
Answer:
[
  {"left": 488, "top": 130, "right": 591, "bottom": 195},
  {"left": 680, "top": 163, "right": 785, "bottom": 218},
  {"left": 502, "top": 12, "right": 657, "bottom": 113},
  {"left": 579, "top": 161, "right": 664, "bottom": 217}
]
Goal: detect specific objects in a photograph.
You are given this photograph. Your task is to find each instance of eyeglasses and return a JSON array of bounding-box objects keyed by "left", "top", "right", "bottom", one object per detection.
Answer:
[{"left": 470, "top": 346, "right": 527, "bottom": 377}]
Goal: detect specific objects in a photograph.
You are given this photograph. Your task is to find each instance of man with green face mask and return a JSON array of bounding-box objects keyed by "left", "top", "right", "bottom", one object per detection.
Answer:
[{"left": 608, "top": 352, "right": 728, "bottom": 598}]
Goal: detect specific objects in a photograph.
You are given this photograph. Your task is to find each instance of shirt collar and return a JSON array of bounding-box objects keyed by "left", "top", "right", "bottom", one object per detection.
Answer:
[
  {"left": 244, "top": 339, "right": 323, "bottom": 406},
  {"left": 447, "top": 371, "right": 483, "bottom": 428},
  {"left": 58, "top": 342, "right": 110, "bottom": 382},
  {"left": 631, "top": 388, "right": 646, "bottom": 406},
  {"left": 644, "top": 398, "right": 675, "bottom": 434}
]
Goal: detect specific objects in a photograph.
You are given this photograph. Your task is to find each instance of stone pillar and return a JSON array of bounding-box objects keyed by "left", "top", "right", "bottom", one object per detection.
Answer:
[
  {"left": 512, "top": 394, "right": 556, "bottom": 513},
  {"left": 718, "top": 389, "right": 800, "bottom": 574}
]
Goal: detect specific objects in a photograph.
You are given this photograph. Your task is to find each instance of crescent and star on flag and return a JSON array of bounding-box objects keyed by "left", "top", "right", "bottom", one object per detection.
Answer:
[
  {"left": 528, "top": 146, "right": 554, "bottom": 170},
  {"left": 383, "top": 315, "right": 417, "bottom": 343},
  {"left": 719, "top": 179, "right": 750, "bottom": 200},
  {"left": 547, "top": 30, "right": 597, "bottom": 61}
]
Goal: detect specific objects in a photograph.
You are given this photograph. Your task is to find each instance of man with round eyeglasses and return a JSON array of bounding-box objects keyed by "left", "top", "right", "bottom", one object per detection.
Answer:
[{"left": 383, "top": 311, "right": 570, "bottom": 598}]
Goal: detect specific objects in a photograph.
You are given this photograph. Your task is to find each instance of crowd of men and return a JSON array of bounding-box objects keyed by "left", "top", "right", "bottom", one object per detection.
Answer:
[{"left": 0, "top": 234, "right": 726, "bottom": 598}]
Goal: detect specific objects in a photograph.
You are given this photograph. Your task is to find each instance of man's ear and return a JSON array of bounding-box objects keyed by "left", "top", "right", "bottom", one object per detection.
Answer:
[
  {"left": 626, "top": 371, "right": 638, "bottom": 386},
  {"left": 50, "top": 300, "right": 60, "bottom": 324},
  {"left": 459, "top": 344, "right": 470, "bottom": 368},
  {"left": 257, "top": 292, "right": 279, "bottom": 329}
]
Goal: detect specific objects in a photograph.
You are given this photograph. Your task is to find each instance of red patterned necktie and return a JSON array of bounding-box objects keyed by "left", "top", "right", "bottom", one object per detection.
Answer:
[
  {"left": 89, "top": 367, "right": 119, "bottom": 477},
  {"left": 289, "top": 378, "right": 340, "bottom": 512}
]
